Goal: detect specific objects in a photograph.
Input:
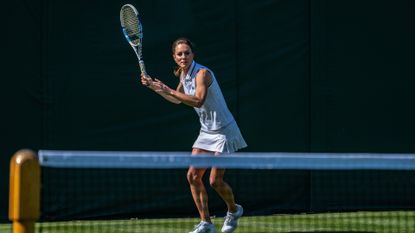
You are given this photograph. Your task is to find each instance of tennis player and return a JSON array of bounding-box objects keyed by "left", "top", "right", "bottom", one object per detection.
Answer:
[{"left": 141, "top": 38, "right": 247, "bottom": 233}]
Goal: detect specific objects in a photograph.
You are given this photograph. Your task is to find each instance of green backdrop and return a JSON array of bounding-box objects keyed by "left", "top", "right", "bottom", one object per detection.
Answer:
[{"left": 1, "top": 0, "right": 415, "bottom": 221}]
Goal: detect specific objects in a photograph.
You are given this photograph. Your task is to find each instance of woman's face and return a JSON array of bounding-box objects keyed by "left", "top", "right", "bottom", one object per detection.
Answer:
[{"left": 173, "top": 43, "right": 194, "bottom": 70}]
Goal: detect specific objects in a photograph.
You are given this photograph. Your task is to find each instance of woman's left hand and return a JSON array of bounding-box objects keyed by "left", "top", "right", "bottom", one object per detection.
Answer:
[{"left": 153, "top": 79, "right": 173, "bottom": 95}]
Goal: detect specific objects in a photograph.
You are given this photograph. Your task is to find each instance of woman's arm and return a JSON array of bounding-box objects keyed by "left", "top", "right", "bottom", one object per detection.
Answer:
[
  {"left": 153, "top": 69, "right": 212, "bottom": 108},
  {"left": 151, "top": 79, "right": 182, "bottom": 104},
  {"left": 141, "top": 75, "right": 182, "bottom": 104}
]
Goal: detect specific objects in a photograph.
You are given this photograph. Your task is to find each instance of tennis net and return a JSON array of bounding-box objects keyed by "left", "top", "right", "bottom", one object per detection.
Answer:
[{"left": 7, "top": 150, "right": 415, "bottom": 233}]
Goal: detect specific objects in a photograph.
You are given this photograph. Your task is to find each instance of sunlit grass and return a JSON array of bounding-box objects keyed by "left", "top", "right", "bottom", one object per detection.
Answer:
[{"left": 1, "top": 211, "right": 414, "bottom": 233}]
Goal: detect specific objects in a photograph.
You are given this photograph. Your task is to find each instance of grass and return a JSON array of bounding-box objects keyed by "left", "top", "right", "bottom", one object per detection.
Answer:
[{"left": 1, "top": 211, "right": 414, "bottom": 233}]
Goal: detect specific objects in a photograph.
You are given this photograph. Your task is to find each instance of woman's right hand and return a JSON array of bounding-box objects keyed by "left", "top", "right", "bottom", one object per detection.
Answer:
[{"left": 141, "top": 74, "right": 153, "bottom": 87}]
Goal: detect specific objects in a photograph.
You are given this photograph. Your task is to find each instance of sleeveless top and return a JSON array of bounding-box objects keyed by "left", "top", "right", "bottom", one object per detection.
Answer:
[{"left": 180, "top": 61, "right": 235, "bottom": 132}]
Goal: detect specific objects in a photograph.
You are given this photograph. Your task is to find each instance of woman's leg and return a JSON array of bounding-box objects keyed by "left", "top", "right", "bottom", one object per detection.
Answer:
[
  {"left": 187, "top": 148, "right": 211, "bottom": 222},
  {"left": 209, "top": 167, "right": 237, "bottom": 212},
  {"left": 210, "top": 163, "right": 243, "bottom": 233}
]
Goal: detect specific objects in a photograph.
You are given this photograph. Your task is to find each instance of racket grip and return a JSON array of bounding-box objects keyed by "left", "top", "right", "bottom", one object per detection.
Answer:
[{"left": 139, "top": 60, "right": 147, "bottom": 76}]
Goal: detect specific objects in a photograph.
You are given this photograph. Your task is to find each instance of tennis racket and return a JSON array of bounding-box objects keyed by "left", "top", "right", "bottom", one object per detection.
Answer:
[{"left": 120, "top": 4, "right": 147, "bottom": 76}]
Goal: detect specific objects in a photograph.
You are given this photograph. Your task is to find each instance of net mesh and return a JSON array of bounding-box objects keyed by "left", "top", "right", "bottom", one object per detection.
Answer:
[{"left": 8, "top": 151, "right": 415, "bottom": 232}]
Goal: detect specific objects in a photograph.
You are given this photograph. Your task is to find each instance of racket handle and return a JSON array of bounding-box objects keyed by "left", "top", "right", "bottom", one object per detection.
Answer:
[{"left": 139, "top": 60, "right": 147, "bottom": 76}]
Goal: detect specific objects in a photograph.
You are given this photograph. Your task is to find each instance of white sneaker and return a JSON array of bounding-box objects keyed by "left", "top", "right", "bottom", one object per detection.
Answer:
[
  {"left": 189, "top": 221, "right": 217, "bottom": 233},
  {"left": 221, "top": 204, "right": 243, "bottom": 233}
]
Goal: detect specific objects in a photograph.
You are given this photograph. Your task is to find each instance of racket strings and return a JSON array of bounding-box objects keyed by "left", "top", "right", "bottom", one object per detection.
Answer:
[{"left": 121, "top": 7, "right": 142, "bottom": 46}]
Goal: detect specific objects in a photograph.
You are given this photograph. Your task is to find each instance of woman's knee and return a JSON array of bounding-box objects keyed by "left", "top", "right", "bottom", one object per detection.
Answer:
[
  {"left": 187, "top": 170, "right": 203, "bottom": 185},
  {"left": 209, "top": 176, "right": 224, "bottom": 188}
]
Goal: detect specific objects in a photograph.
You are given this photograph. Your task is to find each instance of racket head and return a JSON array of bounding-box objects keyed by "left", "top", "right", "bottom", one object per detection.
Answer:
[{"left": 120, "top": 4, "right": 143, "bottom": 47}]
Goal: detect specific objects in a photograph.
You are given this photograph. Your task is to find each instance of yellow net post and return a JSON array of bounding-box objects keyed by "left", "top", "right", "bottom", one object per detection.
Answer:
[{"left": 9, "top": 149, "right": 40, "bottom": 233}]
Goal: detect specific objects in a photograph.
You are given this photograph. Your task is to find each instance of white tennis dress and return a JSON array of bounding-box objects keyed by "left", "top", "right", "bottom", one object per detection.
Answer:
[{"left": 180, "top": 61, "right": 247, "bottom": 153}]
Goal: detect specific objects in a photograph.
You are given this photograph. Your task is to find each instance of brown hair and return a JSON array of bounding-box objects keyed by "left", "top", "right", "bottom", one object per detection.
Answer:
[{"left": 172, "top": 38, "right": 195, "bottom": 77}]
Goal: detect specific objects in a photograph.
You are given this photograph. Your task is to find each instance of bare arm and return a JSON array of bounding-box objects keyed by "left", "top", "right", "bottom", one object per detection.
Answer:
[
  {"left": 141, "top": 75, "right": 181, "bottom": 104},
  {"left": 153, "top": 69, "right": 212, "bottom": 108}
]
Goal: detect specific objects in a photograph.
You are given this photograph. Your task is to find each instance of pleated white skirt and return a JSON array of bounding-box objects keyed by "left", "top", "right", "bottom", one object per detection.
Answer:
[{"left": 192, "top": 120, "right": 247, "bottom": 153}]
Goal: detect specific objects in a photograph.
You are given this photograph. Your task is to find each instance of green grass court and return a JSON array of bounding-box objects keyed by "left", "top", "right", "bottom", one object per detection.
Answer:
[{"left": 1, "top": 211, "right": 414, "bottom": 233}]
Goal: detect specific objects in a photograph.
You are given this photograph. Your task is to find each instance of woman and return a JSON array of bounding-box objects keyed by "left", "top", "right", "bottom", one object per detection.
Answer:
[{"left": 141, "top": 38, "right": 247, "bottom": 233}]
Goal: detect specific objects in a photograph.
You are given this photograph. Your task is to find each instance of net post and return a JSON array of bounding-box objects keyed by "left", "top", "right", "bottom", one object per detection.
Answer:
[{"left": 9, "top": 149, "right": 40, "bottom": 233}]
